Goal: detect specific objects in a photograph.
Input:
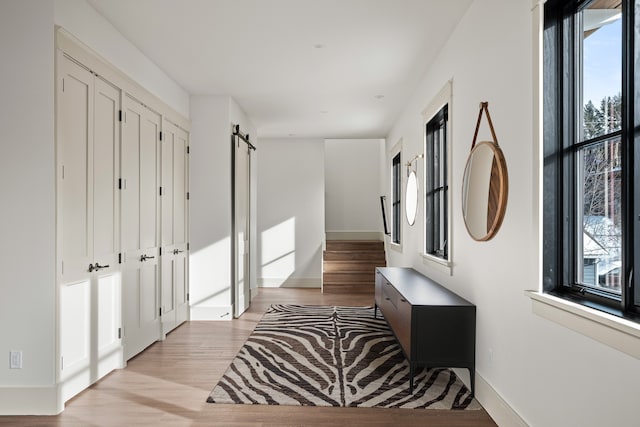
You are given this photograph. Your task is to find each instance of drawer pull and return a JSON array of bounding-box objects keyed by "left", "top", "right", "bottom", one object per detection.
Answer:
[
  {"left": 400, "top": 298, "right": 406, "bottom": 303},
  {"left": 385, "top": 297, "right": 390, "bottom": 301}
]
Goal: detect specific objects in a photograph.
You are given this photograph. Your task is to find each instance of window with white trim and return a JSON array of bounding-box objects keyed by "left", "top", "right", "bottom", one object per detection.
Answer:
[
  {"left": 424, "top": 105, "right": 449, "bottom": 260},
  {"left": 543, "top": 0, "right": 639, "bottom": 319}
]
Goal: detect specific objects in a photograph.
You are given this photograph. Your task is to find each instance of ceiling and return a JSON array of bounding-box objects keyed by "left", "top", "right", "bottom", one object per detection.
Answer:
[{"left": 87, "top": 0, "right": 473, "bottom": 139}]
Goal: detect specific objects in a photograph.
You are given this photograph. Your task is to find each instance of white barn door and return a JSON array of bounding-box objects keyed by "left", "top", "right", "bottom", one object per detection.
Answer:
[{"left": 233, "top": 132, "right": 252, "bottom": 317}]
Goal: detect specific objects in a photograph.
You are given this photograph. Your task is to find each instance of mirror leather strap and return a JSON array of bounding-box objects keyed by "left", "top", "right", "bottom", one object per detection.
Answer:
[{"left": 471, "top": 102, "right": 499, "bottom": 150}]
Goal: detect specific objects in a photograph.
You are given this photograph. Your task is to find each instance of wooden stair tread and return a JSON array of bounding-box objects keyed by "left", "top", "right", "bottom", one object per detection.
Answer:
[
  {"left": 325, "top": 240, "right": 384, "bottom": 252},
  {"left": 323, "top": 263, "right": 385, "bottom": 273},
  {"left": 324, "top": 254, "right": 385, "bottom": 262}
]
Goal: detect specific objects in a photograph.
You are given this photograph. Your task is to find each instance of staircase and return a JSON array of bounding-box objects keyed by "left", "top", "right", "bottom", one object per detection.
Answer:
[{"left": 322, "top": 240, "right": 386, "bottom": 294}]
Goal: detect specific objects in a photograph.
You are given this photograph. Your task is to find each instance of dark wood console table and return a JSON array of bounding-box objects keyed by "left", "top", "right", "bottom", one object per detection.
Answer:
[{"left": 374, "top": 267, "right": 476, "bottom": 395}]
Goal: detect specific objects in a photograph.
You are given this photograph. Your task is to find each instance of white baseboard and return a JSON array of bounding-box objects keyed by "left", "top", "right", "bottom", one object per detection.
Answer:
[
  {"left": 258, "top": 278, "right": 321, "bottom": 288},
  {"left": 0, "top": 385, "right": 62, "bottom": 415},
  {"left": 325, "top": 231, "right": 384, "bottom": 241},
  {"left": 475, "top": 373, "right": 528, "bottom": 427},
  {"left": 190, "top": 305, "right": 233, "bottom": 320}
]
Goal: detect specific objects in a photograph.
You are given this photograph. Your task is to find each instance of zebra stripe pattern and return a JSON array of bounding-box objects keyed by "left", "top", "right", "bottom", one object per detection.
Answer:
[{"left": 207, "top": 304, "right": 479, "bottom": 410}]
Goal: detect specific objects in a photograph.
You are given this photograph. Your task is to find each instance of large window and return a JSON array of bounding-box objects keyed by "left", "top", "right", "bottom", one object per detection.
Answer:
[
  {"left": 544, "top": 0, "right": 639, "bottom": 318},
  {"left": 425, "top": 105, "right": 448, "bottom": 259},
  {"left": 391, "top": 152, "right": 401, "bottom": 244}
]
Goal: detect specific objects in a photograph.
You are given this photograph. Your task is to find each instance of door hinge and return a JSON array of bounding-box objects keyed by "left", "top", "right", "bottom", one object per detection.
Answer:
[
  {"left": 187, "top": 146, "right": 190, "bottom": 154},
  {"left": 187, "top": 242, "right": 190, "bottom": 251},
  {"left": 118, "top": 327, "right": 122, "bottom": 339},
  {"left": 159, "top": 131, "right": 163, "bottom": 141},
  {"left": 159, "top": 187, "right": 163, "bottom": 196},
  {"left": 159, "top": 247, "right": 162, "bottom": 256},
  {"left": 61, "top": 356, "right": 64, "bottom": 370},
  {"left": 159, "top": 307, "right": 162, "bottom": 317},
  {"left": 187, "top": 292, "right": 190, "bottom": 302},
  {"left": 187, "top": 192, "right": 190, "bottom": 200},
  {"left": 118, "top": 178, "right": 122, "bottom": 190},
  {"left": 118, "top": 110, "right": 122, "bottom": 122},
  {"left": 118, "top": 253, "right": 122, "bottom": 264}
]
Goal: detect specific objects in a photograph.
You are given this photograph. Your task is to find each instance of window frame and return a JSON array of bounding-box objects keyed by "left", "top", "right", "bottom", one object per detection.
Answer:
[
  {"left": 391, "top": 150, "right": 402, "bottom": 246},
  {"left": 424, "top": 105, "right": 449, "bottom": 261},
  {"left": 421, "top": 81, "right": 453, "bottom": 269},
  {"left": 543, "top": 0, "right": 639, "bottom": 319}
]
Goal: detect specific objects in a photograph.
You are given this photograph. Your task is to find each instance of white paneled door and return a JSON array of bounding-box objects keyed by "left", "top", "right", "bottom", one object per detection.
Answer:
[
  {"left": 121, "top": 95, "right": 162, "bottom": 361},
  {"left": 161, "top": 121, "right": 189, "bottom": 334},
  {"left": 57, "top": 54, "right": 122, "bottom": 402},
  {"left": 233, "top": 135, "right": 251, "bottom": 317}
]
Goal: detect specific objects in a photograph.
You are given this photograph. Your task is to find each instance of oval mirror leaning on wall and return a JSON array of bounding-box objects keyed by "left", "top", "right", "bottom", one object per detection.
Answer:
[
  {"left": 405, "top": 169, "right": 418, "bottom": 226},
  {"left": 462, "top": 140, "right": 508, "bottom": 241}
]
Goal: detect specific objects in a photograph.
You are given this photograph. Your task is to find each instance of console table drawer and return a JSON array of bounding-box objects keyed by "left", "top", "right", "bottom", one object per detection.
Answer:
[
  {"left": 395, "top": 296, "right": 412, "bottom": 357},
  {"left": 379, "top": 279, "right": 412, "bottom": 357}
]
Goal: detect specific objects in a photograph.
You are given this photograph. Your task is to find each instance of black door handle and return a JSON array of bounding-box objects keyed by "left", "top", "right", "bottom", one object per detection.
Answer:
[
  {"left": 173, "top": 249, "right": 184, "bottom": 255},
  {"left": 140, "top": 254, "right": 155, "bottom": 262},
  {"left": 89, "top": 263, "right": 109, "bottom": 272}
]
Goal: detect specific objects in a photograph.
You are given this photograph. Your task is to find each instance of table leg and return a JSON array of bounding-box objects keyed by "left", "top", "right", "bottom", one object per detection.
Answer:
[{"left": 409, "top": 363, "right": 414, "bottom": 393}]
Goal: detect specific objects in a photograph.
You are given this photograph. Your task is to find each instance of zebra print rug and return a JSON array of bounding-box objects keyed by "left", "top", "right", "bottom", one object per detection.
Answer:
[{"left": 207, "top": 304, "right": 480, "bottom": 409}]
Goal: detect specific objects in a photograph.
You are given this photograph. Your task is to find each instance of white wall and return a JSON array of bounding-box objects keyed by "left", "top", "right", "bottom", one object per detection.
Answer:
[
  {"left": 0, "top": 0, "right": 57, "bottom": 414},
  {"left": 256, "top": 139, "right": 325, "bottom": 288},
  {"left": 189, "top": 96, "right": 257, "bottom": 319},
  {"left": 325, "top": 139, "right": 384, "bottom": 237},
  {"left": 54, "top": 0, "right": 190, "bottom": 117},
  {"left": 383, "top": 0, "right": 640, "bottom": 426},
  {"left": 189, "top": 96, "right": 232, "bottom": 319}
]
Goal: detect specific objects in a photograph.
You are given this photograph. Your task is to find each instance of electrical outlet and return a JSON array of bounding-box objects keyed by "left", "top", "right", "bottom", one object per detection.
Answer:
[{"left": 10, "top": 351, "right": 22, "bottom": 369}]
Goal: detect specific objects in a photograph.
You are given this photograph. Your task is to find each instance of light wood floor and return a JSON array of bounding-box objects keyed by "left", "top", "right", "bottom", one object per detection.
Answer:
[{"left": 1, "top": 288, "right": 497, "bottom": 426}]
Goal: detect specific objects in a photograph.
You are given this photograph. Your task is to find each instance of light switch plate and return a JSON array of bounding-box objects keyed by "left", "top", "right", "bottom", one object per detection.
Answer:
[{"left": 10, "top": 351, "right": 22, "bottom": 369}]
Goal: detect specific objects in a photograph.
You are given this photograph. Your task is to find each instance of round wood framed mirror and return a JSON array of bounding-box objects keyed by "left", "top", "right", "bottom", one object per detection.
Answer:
[
  {"left": 405, "top": 170, "right": 418, "bottom": 226},
  {"left": 462, "top": 141, "right": 508, "bottom": 241}
]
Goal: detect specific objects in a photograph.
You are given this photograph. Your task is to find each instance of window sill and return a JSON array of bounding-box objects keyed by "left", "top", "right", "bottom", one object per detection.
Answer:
[
  {"left": 388, "top": 241, "right": 402, "bottom": 253},
  {"left": 526, "top": 290, "right": 640, "bottom": 360},
  {"left": 421, "top": 253, "right": 452, "bottom": 275}
]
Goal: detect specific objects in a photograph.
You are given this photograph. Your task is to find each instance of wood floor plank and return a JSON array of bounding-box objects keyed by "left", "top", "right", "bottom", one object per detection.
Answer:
[{"left": 0, "top": 288, "right": 497, "bottom": 426}]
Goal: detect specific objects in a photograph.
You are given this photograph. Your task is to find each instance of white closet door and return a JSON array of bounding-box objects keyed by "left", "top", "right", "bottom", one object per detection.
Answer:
[
  {"left": 121, "top": 95, "right": 161, "bottom": 360},
  {"left": 57, "top": 55, "right": 121, "bottom": 401},
  {"left": 93, "top": 77, "right": 120, "bottom": 273},
  {"left": 58, "top": 57, "right": 94, "bottom": 285},
  {"left": 92, "top": 77, "right": 122, "bottom": 375},
  {"left": 160, "top": 121, "right": 189, "bottom": 334}
]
